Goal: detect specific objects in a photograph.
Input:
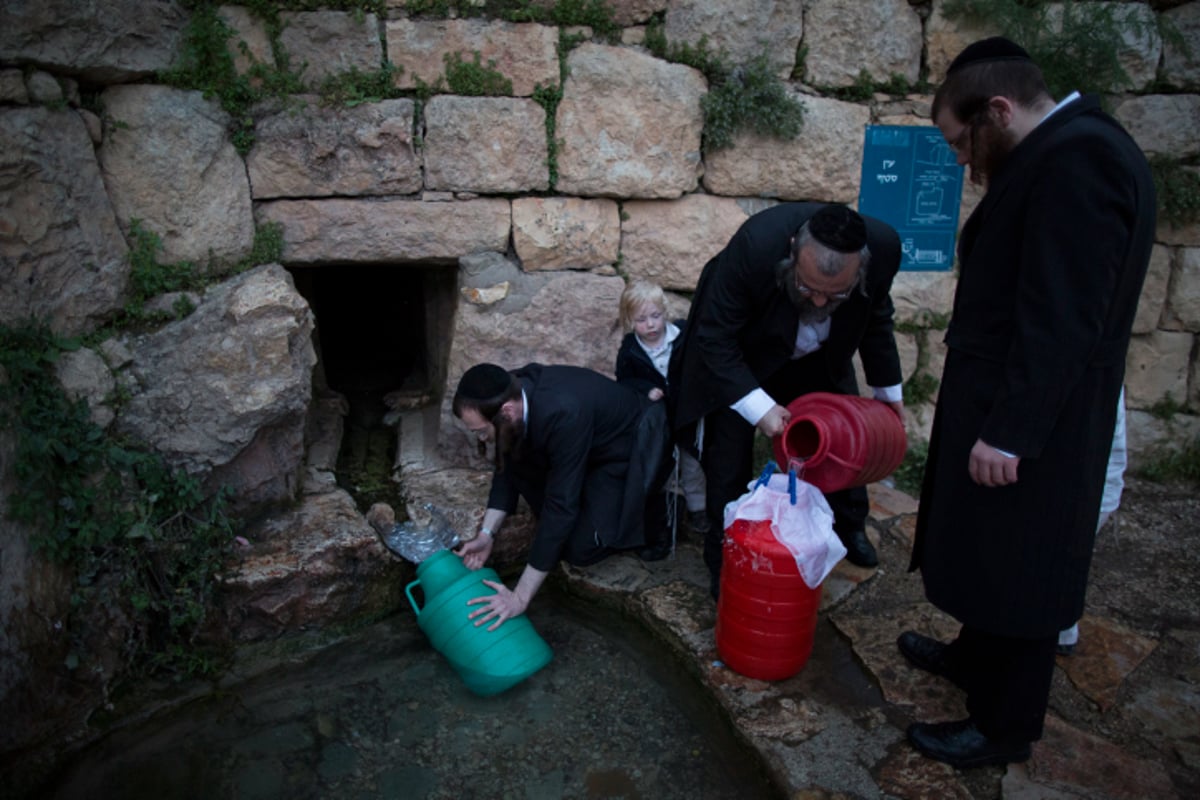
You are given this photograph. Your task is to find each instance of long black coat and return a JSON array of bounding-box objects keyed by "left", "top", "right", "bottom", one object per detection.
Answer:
[
  {"left": 671, "top": 202, "right": 903, "bottom": 431},
  {"left": 911, "top": 96, "right": 1156, "bottom": 637},
  {"left": 486, "top": 364, "right": 667, "bottom": 571}
]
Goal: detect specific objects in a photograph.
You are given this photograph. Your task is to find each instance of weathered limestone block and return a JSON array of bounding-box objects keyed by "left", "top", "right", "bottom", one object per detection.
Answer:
[
  {"left": 703, "top": 94, "right": 868, "bottom": 203},
  {"left": 385, "top": 18, "right": 558, "bottom": 97},
  {"left": 890, "top": 271, "right": 957, "bottom": 327},
  {"left": 664, "top": 0, "right": 804, "bottom": 77},
  {"left": 1126, "top": 408, "right": 1200, "bottom": 469},
  {"left": 0, "top": 0, "right": 188, "bottom": 83},
  {"left": 98, "top": 84, "right": 254, "bottom": 267},
  {"left": 1163, "top": 2, "right": 1200, "bottom": 90},
  {"left": 1158, "top": 166, "right": 1200, "bottom": 246},
  {"left": 1134, "top": 244, "right": 1172, "bottom": 334},
  {"left": 803, "top": 0, "right": 921, "bottom": 87},
  {"left": 926, "top": 0, "right": 1001, "bottom": 84},
  {"left": 1124, "top": 329, "right": 1193, "bottom": 408},
  {"left": 620, "top": 194, "right": 751, "bottom": 291},
  {"left": 556, "top": 44, "right": 705, "bottom": 199},
  {"left": 247, "top": 98, "right": 420, "bottom": 199},
  {"left": 424, "top": 96, "right": 548, "bottom": 193},
  {"left": 256, "top": 198, "right": 511, "bottom": 264},
  {"left": 279, "top": 11, "right": 383, "bottom": 88},
  {"left": 0, "top": 69, "right": 27, "bottom": 104},
  {"left": 25, "top": 71, "right": 63, "bottom": 105},
  {"left": 0, "top": 107, "right": 128, "bottom": 337},
  {"left": 113, "top": 264, "right": 316, "bottom": 513},
  {"left": 1164, "top": 246, "right": 1200, "bottom": 331},
  {"left": 609, "top": 0, "right": 668, "bottom": 26},
  {"left": 512, "top": 197, "right": 620, "bottom": 271},
  {"left": 1113, "top": 94, "right": 1200, "bottom": 159},
  {"left": 928, "top": 1, "right": 1160, "bottom": 90},
  {"left": 222, "top": 477, "right": 405, "bottom": 642},
  {"left": 217, "top": 5, "right": 274, "bottom": 75},
  {"left": 54, "top": 347, "right": 116, "bottom": 429},
  {"left": 1102, "top": 1, "right": 1163, "bottom": 91},
  {"left": 440, "top": 252, "right": 626, "bottom": 464}
]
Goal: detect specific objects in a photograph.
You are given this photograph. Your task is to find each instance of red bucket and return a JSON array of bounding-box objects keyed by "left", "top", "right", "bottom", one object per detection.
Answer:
[
  {"left": 716, "top": 518, "right": 823, "bottom": 681},
  {"left": 771, "top": 392, "right": 907, "bottom": 493}
]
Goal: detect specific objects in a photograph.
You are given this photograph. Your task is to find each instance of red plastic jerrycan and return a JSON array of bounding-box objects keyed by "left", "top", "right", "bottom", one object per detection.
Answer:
[
  {"left": 716, "top": 517, "right": 823, "bottom": 681},
  {"left": 771, "top": 392, "right": 907, "bottom": 493}
]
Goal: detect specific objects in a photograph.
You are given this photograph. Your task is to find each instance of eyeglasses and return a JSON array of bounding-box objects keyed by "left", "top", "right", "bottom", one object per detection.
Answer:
[
  {"left": 946, "top": 124, "right": 971, "bottom": 156},
  {"left": 794, "top": 274, "right": 858, "bottom": 301}
]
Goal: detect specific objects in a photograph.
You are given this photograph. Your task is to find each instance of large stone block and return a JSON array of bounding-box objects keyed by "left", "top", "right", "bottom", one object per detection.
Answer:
[
  {"left": 1113, "top": 94, "right": 1200, "bottom": 159},
  {"left": 1163, "top": 2, "right": 1200, "bottom": 90},
  {"left": 1164, "top": 246, "right": 1200, "bottom": 331},
  {"left": 664, "top": 0, "right": 804, "bottom": 77},
  {"left": 247, "top": 98, "right": 420, "bottom": 199},
  {"left": 1125, "top": 329, "right": 1193, "bottom": 409},
  {"left": 425, "top": 96, "right": 548, "bottom": 193},
  {"left": 0, "top": 107, "right": 129, "bottom": 337},
  {"left": 255, "top": 197, "right": 511, "bottom": 265},
  {"left": 1126, "top": 408, "right": 1200, "bottom": 469},
  {"left": 619, "top": 194, "right": 751, "bottom": 291},
  {"left": 889, "top": 271, "right": 956, "bottom": 327},
  {"left": 803, "top": 0, "right": 921, "bottom": 88},
  {"left": 113, "top": 264, "right": 316, "bottom": 512},
  {"left": 98, "top": 84, "right": 255, "bottom": 267},
  {"left": 0, "top": 0, "right": 188, "bottom": 83},
  {"left": 702, "top": 94, "right": 868, "bottom": 203},
  {"left": 926, "top": 0, "right": 1001, "bottom": 84},
  {"left": 512, "top": 197, "right": 620, "bottom": 271},
  {"left": 556, "top": 43, "right": 705, "bottom": 199},
  {"left": 279, "top": 10, "right": 383, "bottom": 88},
  {"left": 385, "top": 18, "right": 558, "bottom": 97},
  {"left": 1133, "top": 244, "right": 1172, "bottom": 334},
  {"left": 217, "top": 4, "right": 273, "bottom": 75}
]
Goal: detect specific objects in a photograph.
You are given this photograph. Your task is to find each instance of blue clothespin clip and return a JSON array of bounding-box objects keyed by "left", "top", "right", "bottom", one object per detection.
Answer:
[
  {"left": 754, "top": 460, "right": 778, "bottom": 490},
  {"left": 787, "top": 457, "right": 805, "bottom": 506}
]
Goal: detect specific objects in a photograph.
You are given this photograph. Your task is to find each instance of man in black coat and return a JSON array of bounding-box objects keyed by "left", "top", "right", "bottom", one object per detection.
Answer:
[
  {"left": 452, "top": 363, "right": 670, "bottom": 629},
  {"left": 900, "top": 38, "right": 1156, "bottom": 768},
  {"left": 671, "top": 203, "right": 905, "bottom": 594}
]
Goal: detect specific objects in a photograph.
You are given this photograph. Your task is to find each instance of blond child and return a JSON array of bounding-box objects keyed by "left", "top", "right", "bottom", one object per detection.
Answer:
[{"left": 615, "top": 281, "right": 708, "bottom": 547}]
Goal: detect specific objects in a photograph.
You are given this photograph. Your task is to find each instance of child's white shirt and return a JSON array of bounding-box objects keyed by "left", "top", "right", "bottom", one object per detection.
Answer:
[{"left": 636, "top": 322, "right": 681, "bottom": 379}]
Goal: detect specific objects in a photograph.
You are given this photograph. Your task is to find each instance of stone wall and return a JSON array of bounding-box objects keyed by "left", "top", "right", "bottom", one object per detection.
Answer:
[
  {"left": 2, "top": 0, "right": 1200, "bottom": 776},
  {"left": 4, "top": 0, "right": 1197, "bottom": 466}
]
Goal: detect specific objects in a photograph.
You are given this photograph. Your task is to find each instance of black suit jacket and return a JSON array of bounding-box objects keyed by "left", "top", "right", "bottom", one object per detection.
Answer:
[
  {"left": 671, "top": 202, "right": 903, "bottom": 431},
  {"left": 487, "top": 364, "right": 666, "bottom": 570}
]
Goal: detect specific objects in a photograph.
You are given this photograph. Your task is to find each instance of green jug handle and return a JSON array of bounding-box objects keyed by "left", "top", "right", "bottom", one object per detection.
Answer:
[{"left": 405, "top": 579, "right": 422, "bottom": 616}]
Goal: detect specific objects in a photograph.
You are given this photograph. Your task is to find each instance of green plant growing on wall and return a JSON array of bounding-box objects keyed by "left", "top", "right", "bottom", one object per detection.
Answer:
[
  {"left": 701, "top": 52, "right": 805, "bottom": 154},
  {"left": 891, "top": 439, "right": 930, "bottom": 497},
  {"left": 1137, "top": 436, "right": 1200, "bottom": 485},
  {"left": 318, "top": 62, "right": 405, "bottom": 106},
  {"left": 0, "top": 323, "right": 236, "bottom": 680},
  {"left": 443, "top": 51, "right": 514, "bottom": 96},
  {"left": 1151, "top": 156, "right": 1200, "bottom": 228},
  {"left": 940, "top": 0, "right": 1162, "bottom": 98}
]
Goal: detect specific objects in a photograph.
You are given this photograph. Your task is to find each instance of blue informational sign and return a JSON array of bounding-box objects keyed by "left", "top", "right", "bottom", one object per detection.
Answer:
[{"left": 857, "top": 125, "right": 964, "bottom": 271}]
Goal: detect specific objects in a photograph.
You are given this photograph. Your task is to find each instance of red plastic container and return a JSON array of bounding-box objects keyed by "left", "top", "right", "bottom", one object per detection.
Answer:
[
  {"left": 716, "top": 517, "right": 823, "bottom": 681},
  {"left": 771, "top": 392, "right": 907, "bottom": 493}
]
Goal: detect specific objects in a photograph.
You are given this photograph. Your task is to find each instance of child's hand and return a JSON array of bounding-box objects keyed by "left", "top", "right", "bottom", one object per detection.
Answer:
[{"left": 648, "top": 388, "right": 664, "bottom": 401}]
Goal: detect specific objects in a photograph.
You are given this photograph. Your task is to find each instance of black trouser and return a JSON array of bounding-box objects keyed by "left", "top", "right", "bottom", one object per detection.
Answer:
[
  {"left": 943, "top": 625, "right": 1058, "bottom": 743},
  {"left": 698, "top": 404, "right": 867, "bottom": 587}
]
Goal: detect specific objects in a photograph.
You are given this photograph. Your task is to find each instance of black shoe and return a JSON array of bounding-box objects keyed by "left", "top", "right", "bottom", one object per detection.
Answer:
[
  {"left": 638, "top": 542, "right": 671, "bottom": 562},
  {"left": 907, "top": 718, "right": 1031, "bottom": 769},
  {"left": 897, "top": 631, "right": 964, "bottom": 689},
  {"left": 687, "top": 510, "right": 711, "bottom": 535},
  {"left": 841, "top": 529, "right": 878, "bottom": 567},
  {"left": 1056, "top": 642, "right": 1076, "bottom": 656}
]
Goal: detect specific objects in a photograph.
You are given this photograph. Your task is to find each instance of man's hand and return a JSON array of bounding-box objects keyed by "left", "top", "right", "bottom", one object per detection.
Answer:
[
  {"left": 648, "top": 387, "right": 664, "bottom": 401},
  {"left": 968, "top": 438, "right": 1020, "bottom": 487},
  {"left": 756, "top": 404, "right": 791, "bottom": 438},
  {"left": 454, "top": 533, "right": 493, "bottom": 570}
]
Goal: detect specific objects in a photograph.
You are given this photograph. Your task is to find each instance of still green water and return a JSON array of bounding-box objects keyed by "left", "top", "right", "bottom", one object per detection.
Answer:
[{"left": 41, "top": 589, "right": 779, "bottom": 799}]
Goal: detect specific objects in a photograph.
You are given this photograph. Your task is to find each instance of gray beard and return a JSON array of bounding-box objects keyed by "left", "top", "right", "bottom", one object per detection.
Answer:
[{"left": 776, "top": 257, "right": 843, "bottom": 323}]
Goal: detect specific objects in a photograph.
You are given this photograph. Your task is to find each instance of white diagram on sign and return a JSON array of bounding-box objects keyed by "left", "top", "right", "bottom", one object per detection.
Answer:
[{"left": 902, "top": 238, "right": 949, "bottom": 266}]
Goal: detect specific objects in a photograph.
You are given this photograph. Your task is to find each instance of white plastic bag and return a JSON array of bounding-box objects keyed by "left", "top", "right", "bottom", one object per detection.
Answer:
[{"left": 723, "top": 471, "right": 847, "bottom": 588}]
